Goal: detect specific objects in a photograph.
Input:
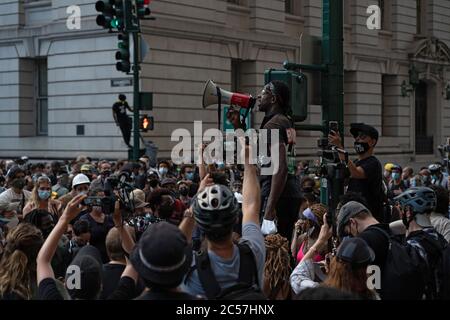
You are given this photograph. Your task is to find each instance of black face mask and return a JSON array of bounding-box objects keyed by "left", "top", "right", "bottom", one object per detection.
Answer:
[
  {"left": 102, "top": 171, "right": 111, "bottom": 178},
  {"left": 12, "top": 178, "right": 26, "bottom": 190},
  {"left": 302, "top": 186, "right": 314, "bottom": 193},
  {"left": 179, "top": 187, "right": 189, "bottom": 197},
  {"left": 354, "top": 142, "right": 370, "bottom": 154}
]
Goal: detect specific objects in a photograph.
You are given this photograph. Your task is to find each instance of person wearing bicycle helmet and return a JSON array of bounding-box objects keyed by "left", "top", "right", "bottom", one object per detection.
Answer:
[
  {"left": 179, "top": 145, "right": 265, "bottom": 298},
  {"left": 387, "top": 164, "right": 407, "bottom": 199},
  {"left": 428, "top": 163, "right": 448, "bottom": 189},
  {"left": 392, "top": 187, "right": 447, "bottom": 298}
]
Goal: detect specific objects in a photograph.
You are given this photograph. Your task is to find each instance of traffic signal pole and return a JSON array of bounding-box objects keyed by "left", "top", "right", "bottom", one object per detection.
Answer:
[{"left": 132, "top": 30, "right": 140, "bottom": 161}]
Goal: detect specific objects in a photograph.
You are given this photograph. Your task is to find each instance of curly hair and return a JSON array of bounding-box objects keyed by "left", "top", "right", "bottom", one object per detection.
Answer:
[
  {"left": 309, "top": 203, "right": 327, "bottom": 226},
  {"left": 0, "top": 223, "right": 43, "bottom": 299},
  {"left": 263, "top": 234, "right": 292, "bottom": 299}
]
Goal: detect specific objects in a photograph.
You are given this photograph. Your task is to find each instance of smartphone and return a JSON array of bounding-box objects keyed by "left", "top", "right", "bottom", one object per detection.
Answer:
[
  {"left": 329, "top": 121, "right": 339, "bottom": 134},
  {"left": 82, "top": 196, "right": 103, "bottom": 207}
]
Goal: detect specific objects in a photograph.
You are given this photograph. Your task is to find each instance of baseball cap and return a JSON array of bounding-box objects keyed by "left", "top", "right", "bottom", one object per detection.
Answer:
[
  {"left": 130, "top": 221, "right": 192, "bottom": 287},
  {"left": 350, "top": 123, "right": 379, "bottom": 141},
  {"left": 337, "top": 201, "right": 371, "bottom": 238},
  {"left": 336, "top": 237, "right": 375, "bottom": 266},
  {"left": 80, "top": 164, "right": 93, "bottom": 172},
  {"left": 66, "top": 245, "right": 103, "bottom": 300}
]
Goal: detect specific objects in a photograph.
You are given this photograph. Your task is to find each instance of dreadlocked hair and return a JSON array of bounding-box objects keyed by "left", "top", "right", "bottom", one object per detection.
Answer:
[
  {"left": 0, "top": 223, "right": 43, "bottom": 299},
  {"left": 263, "top": 234, "right": 291, "bottom": 299}
]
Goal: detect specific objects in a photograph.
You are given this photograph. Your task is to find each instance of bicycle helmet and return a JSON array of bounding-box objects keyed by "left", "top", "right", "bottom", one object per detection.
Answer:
[
  {"left": 192, "top": 184, "right": 239, "bottom": 234},
  {"left": 394, "top": 187, "right": 436, "bottom": 214},
  {"left": 428, "top": 163, "right": 442, "bottom": 173}
]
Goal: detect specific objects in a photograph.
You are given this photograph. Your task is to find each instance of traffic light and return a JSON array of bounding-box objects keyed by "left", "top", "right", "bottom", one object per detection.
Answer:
[
  {"left": 136, "top": 0, "right": 152, "bottom": 19},
  {"left": 95, "top": 0, "right": 115, "bottom": 30},
  {"left": 264, "top": 69, "right": 308, "bottom": 122},
  {"left": 116, "top": 32, "right": 130, "bottom": 73},
  {"left": 140, "top": 115, "right": 153, "bottom": 131}
]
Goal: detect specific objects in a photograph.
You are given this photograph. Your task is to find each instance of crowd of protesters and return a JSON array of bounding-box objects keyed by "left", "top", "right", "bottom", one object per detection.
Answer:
[
  {"left": 0, "top": 144, "right": 449, "bottom": 300},
  {"left": 0, "top": 80, "right": 450, "bottom": 300}
]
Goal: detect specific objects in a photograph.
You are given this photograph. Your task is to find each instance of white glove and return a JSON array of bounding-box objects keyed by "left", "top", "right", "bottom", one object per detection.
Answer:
[{"left": 261, "top": 219, "right": 277, "bottom": 236}]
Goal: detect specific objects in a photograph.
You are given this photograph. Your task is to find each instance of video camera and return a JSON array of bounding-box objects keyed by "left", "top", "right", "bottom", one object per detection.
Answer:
[{"left": 103, "top": 171, "right": 135, "bottom": 220}]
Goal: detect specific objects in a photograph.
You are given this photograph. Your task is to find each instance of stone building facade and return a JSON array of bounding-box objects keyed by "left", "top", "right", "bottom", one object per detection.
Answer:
[{"left": 0, "top": 0, "right": 449, "bottom": 169}]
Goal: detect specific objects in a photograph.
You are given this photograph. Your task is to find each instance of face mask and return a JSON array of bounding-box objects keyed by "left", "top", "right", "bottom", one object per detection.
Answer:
[
  {"left": 78, "top": 191, "right": 88, "bottom": 196},
  {"left": 102, "top": 170, "right": 111, "bottom": 178},
  {"left": 302, "top": 186, "right": 313, "bottom": 193},
  {"left": 179, "top": 187, "right": 189, "bottom": 197},
  {"left": 159, "top": 167, "right": 168, "bottom": 175},
  {"left": 410, "top": 179, "right": 417, "bottom": 187},
  {"left": 217, "top": 162, "right": 225, "bottom": 170},
  {"left": 12, "top": 178, "right": 26, "bottom": 190},
  {"left": 391, "top": 172, "right": 400, "bottom": 180},
  {"left": 432, "top": 174, "right": 438, "bottom": 181},
  {"left": 38, "top": 190, "right": 51, "bottom": 200},
  {"left": 354, "top": 142, "right": 370, "bottom": 154},
  {"left": 185, "top": 172, "right": 194, "bottom": 181}
]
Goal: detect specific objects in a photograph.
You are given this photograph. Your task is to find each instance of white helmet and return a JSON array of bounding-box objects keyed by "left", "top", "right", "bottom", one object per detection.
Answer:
[{"left": 72, "top": 173, "right": 91, "bottom": 188}]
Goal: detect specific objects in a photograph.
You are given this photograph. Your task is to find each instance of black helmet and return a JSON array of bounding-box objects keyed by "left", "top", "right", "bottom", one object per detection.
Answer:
[
  {"left": 394, "top": 187, "right": 436, "bottom": 214},
  {"left": 192, "top": 184, "right": 239, "bottom": 235}
]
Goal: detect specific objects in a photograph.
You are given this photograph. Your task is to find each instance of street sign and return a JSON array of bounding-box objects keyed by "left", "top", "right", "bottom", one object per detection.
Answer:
[{"left": 111, "top": 78, "right": 133, "bottom": 87}]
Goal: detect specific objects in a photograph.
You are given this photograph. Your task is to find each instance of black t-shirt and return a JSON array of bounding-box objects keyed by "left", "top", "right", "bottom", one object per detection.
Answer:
[
  {"left": 259, "top": 113, "right": 301, "bottom": 199},
  {"left": 79, "top": 213, "right": 114, "bottom": 263},
  {"left": 38, "top": 278, "right": 64, "bottom": 300},
  {"left": 100, "top": 263, "right": 126, "bottom": 299},
  {"left": 347, "top": 156, "right": 383, "bottom": 221},
  {"left": 387, "top": 180, "right": 407, "bottom": 199},
  {"left": 113, "top": 101, "right": 130, "bottom": 123},
  {"left": 358, "top": 223, "right": 390, "bottom": 268}
]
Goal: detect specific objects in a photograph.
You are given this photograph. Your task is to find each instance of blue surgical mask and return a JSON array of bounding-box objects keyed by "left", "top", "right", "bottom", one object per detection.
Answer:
[
  {"left": 159, "top": 167, "right": 168, "bottom": 175},
  {"left": 410, "top": 179, "right": 417, "bottom": 187},
  {"left": 185, "top": 172, "right": 194, "bottom": 181},
  {"left": 432, "top": 174, "right": 438, "bottom": 181},
  {"left": 391, "top": 172, "right": 400, "bottom": 180},
  {"left": 217, "top": 162, "right": 225, "bottom": 170},
  {"left": 38, "top": 190, "right": 51, "bottom": 200}
]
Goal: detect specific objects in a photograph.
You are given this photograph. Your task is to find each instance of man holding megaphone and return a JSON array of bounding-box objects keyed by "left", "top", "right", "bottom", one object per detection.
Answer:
[{"left": 223, "top": 80, "right": 302, "bottom": 241}]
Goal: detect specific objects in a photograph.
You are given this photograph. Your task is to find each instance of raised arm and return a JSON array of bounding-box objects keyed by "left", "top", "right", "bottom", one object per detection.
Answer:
[
  {"left": 37, "top": 194, "right": 86, "bottom": 285},
  {"left": 241, "top": 140, "right": 261, "bottom": 225}
]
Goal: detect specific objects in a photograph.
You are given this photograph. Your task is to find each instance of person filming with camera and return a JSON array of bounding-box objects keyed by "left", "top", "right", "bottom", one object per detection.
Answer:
[{"left": 328, "top": 123, "right": 384, "bottom": 223}]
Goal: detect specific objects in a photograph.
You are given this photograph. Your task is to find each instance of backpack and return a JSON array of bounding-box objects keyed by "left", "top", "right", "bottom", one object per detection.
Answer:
[
  {"left": 194, "top": 242, "right": 267, "bottom": 300},
  {"left": 373, "top": 227, "right": 426, "bottom": 300}
]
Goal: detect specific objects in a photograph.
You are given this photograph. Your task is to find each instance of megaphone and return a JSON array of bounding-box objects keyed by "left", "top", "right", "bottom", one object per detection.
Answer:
[{"left": 202, "top": 80, "right": 256, "bottom": 109}]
